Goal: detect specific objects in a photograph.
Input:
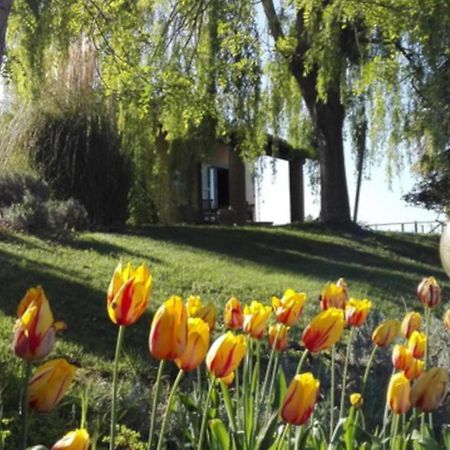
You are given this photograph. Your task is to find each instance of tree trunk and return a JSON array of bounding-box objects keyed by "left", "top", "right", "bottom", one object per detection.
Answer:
[{"left": 0, "top": 0, "right": 13, "bottom": 69}]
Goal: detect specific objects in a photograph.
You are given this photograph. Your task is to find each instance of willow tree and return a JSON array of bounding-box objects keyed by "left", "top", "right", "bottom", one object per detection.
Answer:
[{"left": 0, "top": 0, "right": 13, "bottom": 67}]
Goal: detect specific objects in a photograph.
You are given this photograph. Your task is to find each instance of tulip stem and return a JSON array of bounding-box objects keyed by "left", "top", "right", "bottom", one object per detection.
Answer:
[
  {"left": 420, "top": 306, "right": 432, "bottom": 434},
  {"left": 275, "top": 423, "right": 290, "bottom": 450},
  {"left": 220, "top": 380, "right": 237, "bottom": 433},
  {"left": 389, "top": 413, "right": 399, "bottom": 449},
  {"left": 295, "top": 349, "right": 309, "bottom": 375},
  {"left": 20, "top": 360, "right": 32, "bottom": 450},
  {"left": 110, "top": 325, "right": 125, "bottom": 450},
  {"left": 329, "top": 345, "right": 336, "bottom": 442},
  {"left": 260, "top": 326, "right": 281, "bottom": 410},
  {"left": 148, "top": 359, "right": 165, "bottom": 450},
  {"left": 361, "top": 345, "right": 378, "bottom": 393},
  {"left": 197, "top": 377, "right": 216, "bottom": 450},
  {"left": 157, "top": 369, "right": 184, "bottom": 450},
  {"left": 339, "top": 327, "right": 355, "bottom": 421},
  {"left": 267, "top": 353, "right": 280, "bottom": 411}
]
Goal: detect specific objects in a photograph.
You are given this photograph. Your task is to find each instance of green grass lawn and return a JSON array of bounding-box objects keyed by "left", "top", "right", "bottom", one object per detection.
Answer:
[{"left": 0, "top": 224, "right": 449, "bottom": 446}]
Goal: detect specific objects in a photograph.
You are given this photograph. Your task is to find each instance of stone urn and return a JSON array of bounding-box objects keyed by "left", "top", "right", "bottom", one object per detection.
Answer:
[{"left": 439, "top": 221, "right": 450, "bottom": 277}]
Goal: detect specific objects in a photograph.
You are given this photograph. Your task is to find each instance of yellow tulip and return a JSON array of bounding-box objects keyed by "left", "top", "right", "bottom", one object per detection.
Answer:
[
  {"left": 175, "top": 318, "right": 210, "bottom": 372},
  {"left": 281, "top": 372, "right": 320, "bottom": 426},
  {"left": 410, "top": 367, "right": 449, "bottom": 412},
  {"left": 243, "top": 301, "right": 272, "bottom": 339},
  {"left": 387, "top": 372, "right": 411, "bottom": 414},
  {"left": 206, "top": 332, "right": 247, "bottom": 378},
  {"left": 13, "top": 286, "right": 61, "bottom": 361},
  {"left": 272, "top": 289, "right": 307, "bottom": 326},
  {"left": 350, "top": 393, "right": 363, "bottom": 408},
  {"left": 29, "top": 359, "right": 77, "bottom": 413},
  {"left": 400, "top": 311, "right": 422, "bottom": 339},
  {"left": 320, "top": 280, "right": 348, "bottom": 310},
  {"left": 407, "top": 331, "right": 426, "bottom": 359},
  {"left": 186, "top": 296, "right": 217, "bottom": 331},
  {"left": 224, "top": 297, "right": 244, "bottom": 330},
  {"left": 301, "top": 308, "right": 345, "bottom": 353},
  {"left": 220, "top": 371, "right": 235, "bottom": 386},
  {"left": 371, "top": 320, "right": 401, "bottom": 347},
  {"left": 417, "top": 276, "right": 441, "bottom": 309},
  {"left": 268, "top": 324, "right": 289, "bottom": 352},
  {"left": 51, "top": 429, "right": 90, "bottom": 450},
  {"left": 107, "top": 262, "right": 152, "bottom": 326},
  {"left": 345, "top": 298, "right": 372, "bottom": 327},
  {"left": 392, "top": 344, "right": 413, "bottom": 371},
  {"left": 149, "top": 296, "right": 188, "bottom": 360},
  {"left": 403, "top": 357, "right": 424, "bottom": 380},
  {"left": 444, "top": 309, "right": 450, "bottom": 331}
]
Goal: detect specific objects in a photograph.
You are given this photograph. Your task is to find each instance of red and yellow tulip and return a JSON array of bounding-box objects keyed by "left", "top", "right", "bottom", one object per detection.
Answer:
[
  {"left": 186, "top": 296, "right": 216, "bottom": 331},
  {"left": 51, "top": 429, "right": 90, "bottom": 450},
  {"left": 29, "top": 359, "right": 77, "bottom": 413},
  {"left": 149, "top": 296, "right": 188, "bottom": 360},
  {"left": 417, "top": 276, "right": 441, "bottom": 309},
  {"left": 387, "top": 372, "right": 411, "bottom": 414},
  {"left": 320, "top": 281, "right": 348, "bottom": 310},
  {"left": 13, "top": 286, "right": 62, "bottom": 361},
  {"left": 220, "top": 371, "right": 235, "bottom": 386},
  {"left": 407, "top": 331, "right": 426, "bottom": 359},
  {"left": 268, "top": 324, "right": 289, "bottom": 352},
  {"left": 175, "top": 318, "right": 210, "bottom": 372},
  {"left": 224, "top": 297, "right": 244, "bottom": 330},
  {"left": 206, "top": 332, "right": 247, "bottom": 379},
  {"left": 403, "top": 357, "right": 424, "bottom": 380},
  {"left": 400, "top": 312, "right": 422, "bottom": 339},
  {"left": 107, "top": 262, "right": 152, "bottom": 326},
  {"left": 302, "top": 308, "right": 345, "bottom": 353},
  {"left": 372, "top": 320, "right": 400, "bottom": 347},
  {"left": 392, "top": 345, "right": 413, "bottom": 371},
  {"left": 243, "top": 301, "right": 272, "bottom": 339},
  {"left": 410, "top": 367, "right": 449, "bottom": 412},
  {"left": 272, "top": 289, "right": 307, "bottom": 326},
  {"left": 345, "top": 298, "right": 372, "bottom": 327},
  {"left": 281, "top": 373, "right": 320, "bottom": 426}
]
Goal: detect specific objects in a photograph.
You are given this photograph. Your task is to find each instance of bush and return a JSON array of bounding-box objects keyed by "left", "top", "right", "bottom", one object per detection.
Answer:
[
  {"left": 46, "top": 198, "right": 88, "bottom": 231},
  {"left": 0, "top": 172, "right": 49, "bottom": 208}
]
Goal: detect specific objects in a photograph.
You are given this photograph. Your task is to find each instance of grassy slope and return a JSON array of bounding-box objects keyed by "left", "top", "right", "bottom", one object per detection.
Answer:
[{"left": 0, "top": 224, "right": 449, "bottom": 443}]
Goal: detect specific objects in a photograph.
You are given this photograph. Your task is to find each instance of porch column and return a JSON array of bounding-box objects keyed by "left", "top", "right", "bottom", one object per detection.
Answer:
[
  {"left": 289, "top": 158, "right": 305, "bottom": 223},
  {"left": 229, "top": 149, "right": 247, "bottom": 225}
]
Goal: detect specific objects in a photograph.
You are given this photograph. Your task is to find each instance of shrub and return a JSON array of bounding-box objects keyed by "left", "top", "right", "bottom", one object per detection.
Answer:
[
  {"left": 0, "top": 172, "right": 49, "bottom": 208},
  {"left": 46, "top": 198, "right": 88, "bottom": 231}
]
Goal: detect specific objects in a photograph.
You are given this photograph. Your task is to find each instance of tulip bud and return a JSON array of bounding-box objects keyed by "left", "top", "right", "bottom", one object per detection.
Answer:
[
  {"left": 350, "top": 393, "right": 363, "bottom": 408},
  {"left": 107, "top": 262, "right": 152, "bottom": 326},
  {"left": 268, "top": 324, "right": 289, "bottom": 352},
  {"left": 206, "top": 332, "right": 247, "bottom": 378},
  {"left": 29, "top": 359, "right": 77, "bottom": 413},
  {"left": 400, "top": 312, "right": 422, "bottom": 339},
  {"left": 392, "top": 345, "right": 413, "bottom": 371},
  {"left": 387, "top": 372, "right": 411, "bottom": 415},
  {"left": 224, "top": 297, "right": 244, "bottom": 330},
  {"left": 175, "top": 318, "right": 210, "bottom": 372},
  {"left": 444, "top": 309, "right": 450, "bottom": 331},
  {"left": 410, "top": 367, "right": 449, "bottom": 412},
  {"left": 194, "top": 304, "right": 216, "bottom": 331},
  {"left": 372, "top": 320, "right": 400, "bottom": 347},
  {"left": 272, "top": 289, "right": 307, "bottom": 326},
  {"left": 302, "top": 308, "right": 345, "bottom": 353},
  {"left": 319, "top": 281, "right": 348, "bottom": 310},
  {"left": 149, "top": 296, "right": 188, "bottom": 360},
  {"left": 220, "top": 371, "right": 235, "bottom": 386},
  {"left": 13, "top": 286, "right": 59, "bottom": 361},
  {"left": 281, "top": 373, "right": 320, "bottom": 426},
  {"left": 243, "top": 301, "right": 272, "bottom": 339},
  {"left": 403, "top": 357, "right": 424, "bottom": 380},
  {"left": 407, "top": 331, "right": 426, "bottom": 359},
  {"left": 345, "top": 298, "right": 372, "bottom": 327},
  {"left": 417, "top": 276, "right": 441, "bottom": 309},
  {"left": 51, "top": 429, "right": 90, "bottom": 450}
]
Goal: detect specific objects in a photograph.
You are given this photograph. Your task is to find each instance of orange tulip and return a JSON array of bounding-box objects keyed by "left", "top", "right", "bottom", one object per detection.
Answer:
[
  {"left": 345, "top": 298, "right": 372, "bottom": 327},
  {"left": 281, "top": 373, "right": 320, "bottom": 426},
  {"left": 410, "top": 367, "right": 449, "bottom": 412},
  {"left": 417, "top": 276, "right": 441, "bottom": 309},
  {"left": 51, "top": 429, "right": 90, "bottom": 450},
  {"left": 392, "top": 345, "right": 413, "bottom": 371},
  {"left": 13, "top": 286, "right": 62, "bottom": 361},
  {"left": 302, "top": 308, "right": 345, "bottom": 353},
  {"left": 387, "top": 372, "right": 411, "bottom": 414},
  {"left": 444, "top": 309, "right": 450, "bottom": 331},
  {"left": 403, "top": 357, "right": 424, "bottom": 380},
  {"left": 372, "top": 320, "right": 400, "bottom": 347},
  {"left": 319, "top": 281, "right": 348, "bottom": 310},
  {"left": 400, "top": 312, "right": 422, "bottom": 339},
  {"left": 224, "top": 297, "right": 244, "bottom": 330},
  {"left": 350, "top": 393, "right": 363, "bottom": 408},
  {"left": 29, "top": 359, "right": 77, "bottom": 413},
  {"left": 175, "top": 318, "right": 210, "bottom": 372},
  {"left": 107, "top": 262, "right": 152, "bottom": 326},
  {"left": 243, "top": 301, "right": 272, "bottom": 339},
  {"left": 407, "top": 331, "right": 426, "bottom": 359},
  {"left": 268, "top": 324, "right": 289, "bottom": 352},
  {"left": 149, "top": 296, "right": 188, "bottom": 360},
  {"left": 206, "top": 332, "right": 247, "bottom": 378},
  {"left": 272, "top": 289, "right": 307, "bottom": 326},
  {"left": 186, "top": 296, "right": 216, "bottom": 331}
]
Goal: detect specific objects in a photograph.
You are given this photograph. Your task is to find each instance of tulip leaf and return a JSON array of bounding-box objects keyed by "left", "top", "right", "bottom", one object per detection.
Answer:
[
  {"left": 271, "top": 369, "right": 287, "bottom": 410},
  {"left": 254, "top": 413, "right": 281, "bottom": 450},
  {"left": 209, "top": 418, "right": 231, "bottom": 450}
]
